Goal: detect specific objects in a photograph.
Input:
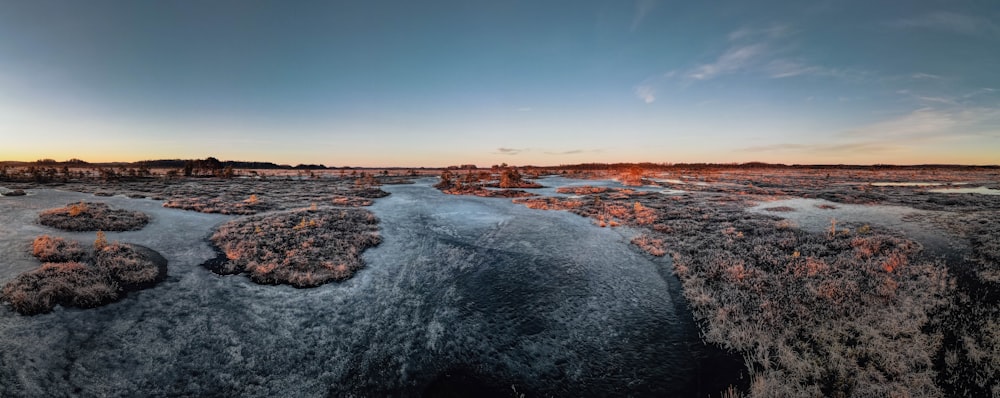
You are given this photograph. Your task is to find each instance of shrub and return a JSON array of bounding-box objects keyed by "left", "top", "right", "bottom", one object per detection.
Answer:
[
  {"left": 95, "top": 242, "right": 166, "bottom": 289},
  {"left": 208, "top": 208, "right": 382, "bottom": 287},
  {"left": 2, "top": 239, "right": 167, "bottom": 315},
  {"left": 163, "top": 196, "right": 272, "bottom": 215},
  {"left": 631, "top": 234, "right": 666, "bottom": 257},
  {"left": 38, "top": 202, "right": 149, "bottom": 231},
  {"left": 32, "top": 235, "right": 88, "bottom": 263},
  {"left": 1, "top": 262, "right": 118, "bottom": 315}
]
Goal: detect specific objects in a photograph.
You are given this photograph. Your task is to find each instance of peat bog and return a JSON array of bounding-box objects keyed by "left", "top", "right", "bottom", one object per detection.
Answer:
[{"left": 0, "top": 165, "right": 998, "bottom": 397}]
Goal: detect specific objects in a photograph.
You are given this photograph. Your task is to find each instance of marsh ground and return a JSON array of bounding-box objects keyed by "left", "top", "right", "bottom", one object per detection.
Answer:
[
  {"left": 0, "top": 178, "right": 738, "bottom": 397},
  {"left": 1, "top": 167, "right": 997, "bottom": 397}
]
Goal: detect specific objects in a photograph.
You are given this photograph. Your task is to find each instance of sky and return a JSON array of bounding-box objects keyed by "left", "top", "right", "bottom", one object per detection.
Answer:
[{"left": 1, "top": 0, "right": 998, "bottom": 167}]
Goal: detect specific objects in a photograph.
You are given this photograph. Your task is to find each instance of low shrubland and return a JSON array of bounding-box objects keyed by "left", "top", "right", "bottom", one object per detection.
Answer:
[
  {"left": 163, "top": 194, "right": 272, "bottom": 215},
  {"left": 554, "top": 186, "right": 609, "bottom": 194},
  {"left": 435, "top": 169, "right": 542, "bottom": 197},
  {"left": 208, "top": 207, "right": 382, "bottom": 287},
  {"left": 915, "top": 210, "right": 1000, "bottom": 396},
  {"left": 516, "top": 184, "right": 957, "bottom": 396},
  {"left": 2, "top": 235, "right": 167, "bottom": 315},
  {"left": 27, "top": 177, "right": 390, "bottom": 215},
  {"left": 38, "top": 202, "right": 149, "bottom": 231}
]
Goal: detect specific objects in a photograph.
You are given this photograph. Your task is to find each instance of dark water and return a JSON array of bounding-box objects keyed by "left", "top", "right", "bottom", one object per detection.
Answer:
[{"left": 0, "top": 181, "right": 742, "bottom": 397}]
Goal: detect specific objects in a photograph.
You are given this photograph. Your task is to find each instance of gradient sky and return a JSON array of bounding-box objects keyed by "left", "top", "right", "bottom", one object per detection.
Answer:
[{"left": 1, "top": 0, "right": 998, "bottom": 166}]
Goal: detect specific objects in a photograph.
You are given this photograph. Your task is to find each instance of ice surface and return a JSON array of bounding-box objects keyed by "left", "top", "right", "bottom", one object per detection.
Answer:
[
  {"left": 748, "top": 197, "right": 961, "bottom": 255},
  {"left": 928, "top": 186, "right": 1000, "bottom": 195},
  {"left": 0, "top": 181, "right": 731, "bottom": 396}
]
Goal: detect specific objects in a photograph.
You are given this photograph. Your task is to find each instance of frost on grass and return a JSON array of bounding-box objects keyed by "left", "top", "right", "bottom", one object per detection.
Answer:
[
  {"left": 517, "top": 186, "right": 955, "bottom": 397},
  {"left": 434, "top": 169, "right": 541, "bottom": 197},
  {"left": 32, "top": 234, "right": 89, "bottom": 263},
  {"left": 208, "top": 207, "right": 382, "bottom": 288},
  {"left": 38, "top": 202, "right": 149, "bottom": 231},
  {"left": 2, "top": 236, "right": 167, "bottom": 315},
  {"left": 163, "top": 194, "right": 272, "bottom": 215},
  {"left": 674, "top": 223, "right": 952, "bottom": 397}
]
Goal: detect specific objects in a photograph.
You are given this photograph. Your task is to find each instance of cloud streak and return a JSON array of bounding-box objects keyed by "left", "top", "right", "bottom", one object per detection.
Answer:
[
  {"left": 742, "top": 105, "right": 1000, "bottom": 160},
  {"left": 630, "top": 0, "right": 658, "bottom": 32},
  {"left": 543, "top": 149, "right": 602, "bottom": 155},
  {"left": 633, "top": 84, "right": 657, "bottom": 103},
  {"left": 742, "top": 142, "right": 900, "bottom": 155},
  {"left": 688, "top": 43, "right": 767, "bottom": 80},
  {"left": 889, "top": 11, "right": 1000, "bottom": 36},
  {"left": 634, "top": 23, "right": 864, "bottom": 103},
  {"left": 495, "top": 147, "right": 525, "bottom": 155},
  {"left": 845, "top": 107, "right": 1000, "bottom": 140}
]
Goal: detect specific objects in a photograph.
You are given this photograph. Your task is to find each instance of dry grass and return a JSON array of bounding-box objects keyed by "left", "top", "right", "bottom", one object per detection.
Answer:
[
  {"left": 555, "top": 186, "right": 610, "bottom": 194},
  {"left": 441, "top": 186, "right": 537, "bottom": 198},
  {"left": 1, "top": 262, "right": 118, "bottom": 315},
  {"left": 2, "top": 238, "right": 166, "bottom": 315},
  {"left": 435, "top": 169, "right": 541, "bottom": 197},
  {"left": 631, "top": 234, "right": 666, "bottom": 257},
  {"left": 29, "top": 177, "right": 390, "bottom": 215},
  {"left": 95, "top": 242, "right": 166, "bottom": 289},
  {"left": 512, "top": 197, "right": 584, "bottom": 210},
  {"left": 32, "top": 235, "right": 89, "bottom": 263},
  {"left": 38, "top": 202, "right": 149, "bottom": 231},
  {"left": 517, "top": 182, "right": 958, "bottom": 397},
  {"left": 163, "top": 195, "right": 273, "bottom": 215},
  {"left": 208, "top": 207, "right": 382, "bottom": 287}
]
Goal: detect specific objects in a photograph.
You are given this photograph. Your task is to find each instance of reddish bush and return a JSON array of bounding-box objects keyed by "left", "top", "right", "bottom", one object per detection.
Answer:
[{"left": 31, "top": 235, "right": 88, "bottom": 263}]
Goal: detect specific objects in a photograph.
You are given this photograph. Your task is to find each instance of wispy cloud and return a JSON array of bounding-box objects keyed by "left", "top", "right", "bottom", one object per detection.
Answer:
[
  {"left": 688, "top": 43, "right": 768, "bottom": 80},
  {"left": 844, "top": 107, "right": 1000, "bottom": 140},
  {"left": 910, "top": 72, "right": 942, "bottom": 80},
  {"left": 765, "top": 59, "right": 824, "bottom": 78},
  {"left": 517, "top": 107, "right": 533, "bottom": 112},
  {"left": 633, "top": 23, "right": 861, "bottom": 102},
  {"left": 544, "top": 149, "right": 602, "bottom": 155},
  {"left": 495, "top": 147, "right": 525, "bottom": 155},
  {"left": 632, "top": 71, "right": 676, "bottom": 103},
  {"left": 896, "top": 90, "right": 959, "bottom": 106},
  {"left": 845, "top": 108, "right": 958, "bottom": 139},
  {"left": 633, "top": 84, "right": 657, "bottom": 103},
  {"left": 889, "top": 11, "right": 999, "bottom": 36},
  {"left": 742, "top": 105, "right": 1000, "bottom": 159},
  {"left": 743, "top": 142, "right": 900, "bottom": 154},
  {"left": 630, "top": 0, "right": 658, "bottom": 32},
  {"left": 896, "top": 87, "right": 998, "bottom": 108},
  {"left": 727, "top": 25, "right": 791, "bottom": 41}
]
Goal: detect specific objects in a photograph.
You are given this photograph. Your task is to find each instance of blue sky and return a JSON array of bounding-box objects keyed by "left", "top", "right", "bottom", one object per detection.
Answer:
[{"left": 1, "top": 0, "right": 998, "bottom": 166}]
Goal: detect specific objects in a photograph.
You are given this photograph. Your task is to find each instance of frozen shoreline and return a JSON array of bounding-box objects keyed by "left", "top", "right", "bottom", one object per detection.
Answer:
[{"left": 0, "top": 181, "right": 732, "bottom": 396}]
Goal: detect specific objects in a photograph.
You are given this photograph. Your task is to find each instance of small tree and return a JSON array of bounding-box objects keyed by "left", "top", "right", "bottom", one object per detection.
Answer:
[
  {"left": 94, "top": 231, "right": 108, "bottom": 251},
  {"left": 499, "top": 168, "right": 523, "bottom": 188},
  {"left": 434, "top": 170, "right": 454, "bottom": 189}
]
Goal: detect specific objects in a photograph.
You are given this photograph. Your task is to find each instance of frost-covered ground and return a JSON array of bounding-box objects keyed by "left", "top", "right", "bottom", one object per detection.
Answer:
[
  {"left": 0, "top": 181, "right": 736, "bottom": 397},
  {"left": 748, "top": 197, "right": 966, "bottom": 255}
]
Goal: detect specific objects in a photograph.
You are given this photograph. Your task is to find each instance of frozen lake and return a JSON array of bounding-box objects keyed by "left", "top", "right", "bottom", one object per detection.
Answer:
[{"left": 0, "top": 181, "right": 736, "bottom": 396}]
